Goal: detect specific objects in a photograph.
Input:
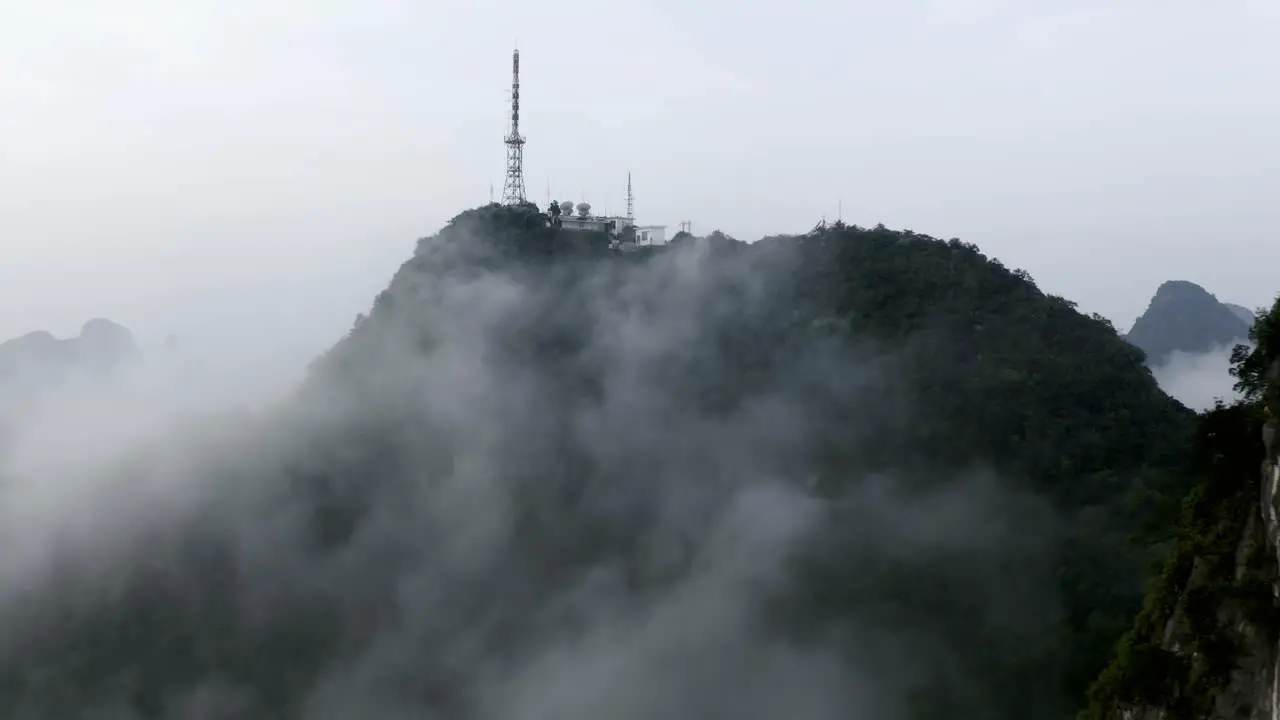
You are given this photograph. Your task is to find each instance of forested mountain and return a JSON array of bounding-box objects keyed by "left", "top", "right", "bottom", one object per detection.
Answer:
[
  {"left": 1126, "top": 281, "right": 1252, "bottom": 365},
  {"left": 0, "top": 204, "right": 1198, "bottom": 719}
]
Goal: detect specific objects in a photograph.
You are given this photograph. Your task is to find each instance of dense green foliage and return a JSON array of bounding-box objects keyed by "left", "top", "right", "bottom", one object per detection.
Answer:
[
  {"left": 1079, "top": 402, "right": 1268, "bottom": 720},
  {"left": 755, "top": 221, "right": 1195, "bottom": 711},
  {"left": 0, "top": 204, "right": 1199, "bottom": 719},
  {"left": 328, "top": 206, "right": 1196, "bottom": 715},
  {"left": 1232, "top": 295, "right": 1280, "bottom": 407},
  {"left": 1081, "top": 293, "right": 1280, "bottom": 720}
]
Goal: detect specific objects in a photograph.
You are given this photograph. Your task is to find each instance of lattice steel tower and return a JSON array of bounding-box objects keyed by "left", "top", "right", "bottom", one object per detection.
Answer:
[{"left": 501, "top": 49, "right": 527, "bottom": 205}]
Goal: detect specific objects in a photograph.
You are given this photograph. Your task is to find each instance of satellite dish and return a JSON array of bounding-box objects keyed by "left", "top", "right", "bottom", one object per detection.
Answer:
[
  {"left": 577, "top": 202, "right": 591, "bottom": 217},
  {"left": 560, "top": 200, "right": 575, "bottom": 215}
]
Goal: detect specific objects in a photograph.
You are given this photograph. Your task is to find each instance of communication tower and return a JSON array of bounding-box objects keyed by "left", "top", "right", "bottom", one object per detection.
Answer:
[
  {"left": 501, "top": 49, "right": 527, "bottom": 205},
  {"left": 626, "top": 172, "right": 634, "bottom": 220}
]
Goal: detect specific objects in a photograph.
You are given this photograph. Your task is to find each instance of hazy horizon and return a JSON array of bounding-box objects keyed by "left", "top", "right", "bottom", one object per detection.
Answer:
[{"left": 4, "top": 0, "right": 1279, "bottom": 362}]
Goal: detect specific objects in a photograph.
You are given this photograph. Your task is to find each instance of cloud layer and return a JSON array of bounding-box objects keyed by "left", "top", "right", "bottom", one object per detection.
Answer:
[{"left": 0, "top": 232, "right": 1059, "bottom": 719}]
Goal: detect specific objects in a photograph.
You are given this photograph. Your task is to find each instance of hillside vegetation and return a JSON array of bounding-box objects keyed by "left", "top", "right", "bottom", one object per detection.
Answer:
[
  {"left": 1081, "top": 292, "right": 1280, "bottom": 720},
  {"left": 0, "top": 204, "right": 1196, "bottom": 719}
]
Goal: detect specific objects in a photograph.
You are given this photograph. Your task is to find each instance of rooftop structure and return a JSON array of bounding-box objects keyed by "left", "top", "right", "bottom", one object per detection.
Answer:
[{"left": 552, "top": 175, "right": 667, "bottom": 250}]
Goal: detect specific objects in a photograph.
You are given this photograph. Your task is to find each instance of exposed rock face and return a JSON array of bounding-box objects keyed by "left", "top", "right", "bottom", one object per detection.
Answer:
[
  {"left": 1092, "top": 353, "right": 1280, "bottom": 720},
  {"left": 1126, "top": 281, "right": 1252, "bottom": 366}
]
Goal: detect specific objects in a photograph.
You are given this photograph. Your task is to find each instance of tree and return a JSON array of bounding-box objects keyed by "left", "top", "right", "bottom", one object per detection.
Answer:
[{"left": 1230, "top": 295, "right": 1280, "bottom": 405}]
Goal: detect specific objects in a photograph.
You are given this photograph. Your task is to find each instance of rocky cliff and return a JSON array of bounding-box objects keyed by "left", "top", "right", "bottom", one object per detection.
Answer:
[{"left": 1085, "top": 298, "right": 1280, "bottom": 720}]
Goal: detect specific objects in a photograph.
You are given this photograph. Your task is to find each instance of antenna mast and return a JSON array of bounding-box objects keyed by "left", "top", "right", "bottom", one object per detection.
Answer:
[
  {"left": 626, "top": 172, "right": 634, "bottom": 220},
  {"left": 501, "top": 48, "right": 527, "bottom": 205}
]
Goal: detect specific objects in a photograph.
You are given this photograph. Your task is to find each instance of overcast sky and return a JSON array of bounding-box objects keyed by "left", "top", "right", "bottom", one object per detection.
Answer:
[{"left": 2, "top": 0, "right": 1278, "bottom": 362}]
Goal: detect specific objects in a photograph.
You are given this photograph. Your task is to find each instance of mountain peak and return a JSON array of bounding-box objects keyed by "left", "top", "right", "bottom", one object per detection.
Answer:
[
  {"left": 1126, "top": 280, "right": 1251, "bottom": 364},
  {"left": 1150, "top": 279, "right": 1221, "bottom": 305}
]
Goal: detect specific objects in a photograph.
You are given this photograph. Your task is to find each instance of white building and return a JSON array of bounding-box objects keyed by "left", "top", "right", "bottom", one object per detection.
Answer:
[{"left": 634, "top": 225, "right": 667, "bottom": 245}]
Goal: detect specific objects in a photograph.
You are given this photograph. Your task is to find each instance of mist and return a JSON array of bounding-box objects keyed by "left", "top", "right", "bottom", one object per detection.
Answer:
[
  {"left": 1151, "top": 343, "right": 1244, "bottom": 411},
  {"left": 0, "top": 227, "right": 1063, "bottom": 718}
]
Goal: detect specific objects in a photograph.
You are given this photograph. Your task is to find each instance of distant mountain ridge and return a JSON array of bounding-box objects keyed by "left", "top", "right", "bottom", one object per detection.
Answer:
[
  {"left": 1125, "top": 281, "right": 1252, "bottom": 365},
  {"left": 0, "top": 318, "right": 140, "bottom": 401},
  {"left": 0, "top": 318, "right": 140, "bottom": 463},
  {"left": 1224, "top": 302, "right": 1256, "bottom": 326}
]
